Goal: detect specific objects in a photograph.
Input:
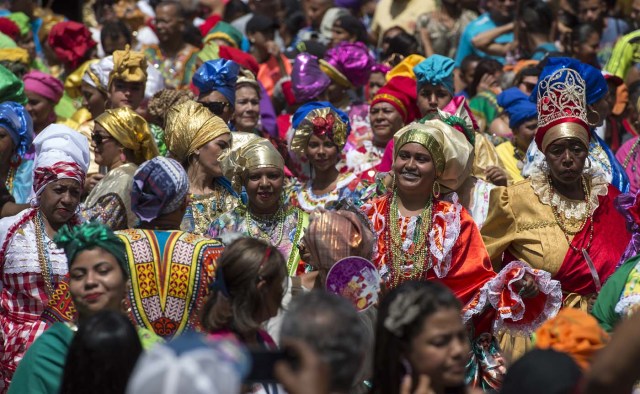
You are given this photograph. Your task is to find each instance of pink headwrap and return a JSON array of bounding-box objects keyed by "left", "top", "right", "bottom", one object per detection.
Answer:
[{"left": 23, "top": 70, "right": 64, "bottom": 104}]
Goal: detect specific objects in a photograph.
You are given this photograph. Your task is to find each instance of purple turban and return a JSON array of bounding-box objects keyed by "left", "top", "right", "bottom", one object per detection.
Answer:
[
  {"left": 291, "top": 53, "right": 331, "bottom": 103},
  {"left": 321, "top": 41, "right": 374, "bottom": 88}
]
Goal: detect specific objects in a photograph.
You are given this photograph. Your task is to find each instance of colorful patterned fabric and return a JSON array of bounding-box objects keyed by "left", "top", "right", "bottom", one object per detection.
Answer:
[
  {"left": 83, "top": 163, "right": 138, "bottom": 229},
  {"left": 287, "top": 172, "right": 366, "bottom": 212},
  {"left": 33, "top": 161, "right": 85, "bottom": 197},
  {"left": 143, "top": 43, "right": 199, "bottom": 89},
  {"left": 180, "top": 177, "right": 242, "bottom": 235},
  {"left": 117, "top": 229, "right": 224, "bottom": 339},
  {"left": 207, "top": 205, "right": 309, "bottom": 276}
]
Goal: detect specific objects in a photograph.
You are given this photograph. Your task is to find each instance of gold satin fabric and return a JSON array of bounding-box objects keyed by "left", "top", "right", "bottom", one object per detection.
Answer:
[
  {"left": 108, "top": 45, "right": 147, "bottom": 90},
  {"left": 164, "top": 100, "right": 230, "bottom": 163},
  {"left": 472, "top": 132, "right": 512, "bottom": 183},
  {"left": 95, "top": 106, "right": 159, "bottom": 163},
  {"left": 541, "top": 123, "right": 590, "bottom": 152}
]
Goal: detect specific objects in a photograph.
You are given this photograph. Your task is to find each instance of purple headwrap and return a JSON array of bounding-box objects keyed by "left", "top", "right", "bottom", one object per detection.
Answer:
[
  {"left": 291, "top": 53, "right": 331, "bottom": 103},
  {"left": 371, "top": 63, "right": 391, "bottom": 75},
  {"left": 322, "top": 41, "right": 374, "bottom": 88},
  {"left": 131, "top": 157, "right": 189, "bottom": 222},
  {"left": 615, "top": 191, "right": 640, "bottom": 267}
]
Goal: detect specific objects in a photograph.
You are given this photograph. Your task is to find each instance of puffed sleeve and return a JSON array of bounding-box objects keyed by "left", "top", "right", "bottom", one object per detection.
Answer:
[{"left": 481, "top": 185, "right": 516, "bottom": 271}]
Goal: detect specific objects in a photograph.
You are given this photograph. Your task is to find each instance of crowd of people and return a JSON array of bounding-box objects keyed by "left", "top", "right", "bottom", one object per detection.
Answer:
[{"left": 2, "top": 0, "right": 640, "bottom": 392}]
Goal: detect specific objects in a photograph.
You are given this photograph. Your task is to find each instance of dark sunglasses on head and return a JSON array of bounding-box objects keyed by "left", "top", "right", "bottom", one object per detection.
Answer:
[
  {"left": 201, "top": 101, "right": 231, "bottom": 116},
  {"left": 91, "top": 133, "right": 112, "bottom": 145}
]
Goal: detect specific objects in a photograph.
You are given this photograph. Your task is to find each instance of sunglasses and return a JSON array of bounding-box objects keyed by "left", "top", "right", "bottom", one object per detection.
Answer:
[
  {"left": 91, "top": 133, "right": 112, "bottom": 145},
  {"left": 201, "top": 101, "right": 231, "bottom": 116}
]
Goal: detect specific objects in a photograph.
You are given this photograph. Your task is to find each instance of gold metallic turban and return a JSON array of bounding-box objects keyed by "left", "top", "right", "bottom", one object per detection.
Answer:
[
  {"left": 219, "top": 132, "right": 285, "bottom": 194},
  {"left": 164, "top": 100, "right": 230, "bottom": 163},
  {"left": 108, "top": 45, "right": 147, "bottom": 90},
  {"left": 95, "top": 106, "right": 159, "bottom": 164},
  {"left": 393, "top": 119, "right": 473, "bottom": 191},
  {"left": 289, "top": 107, "right": 349, "bottom": 156}
]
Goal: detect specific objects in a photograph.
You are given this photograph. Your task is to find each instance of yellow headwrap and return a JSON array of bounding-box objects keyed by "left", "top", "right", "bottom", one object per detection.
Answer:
[
  {"left": 0, "top": 48, "right": 29, "bottom": 64},
  {"left": 108, "top": 45, "right": 147, "bottom": 91},
  {"left": 219, "top": 132, "right": 284, "bottom": 193},
  {"left": 386, "top": 54, "right": 425, "bottom": 81},
  {"left": 393, "top": 120, "right": 473, "bottom": 191},
  {"left": 65, "top": 59, "right": 99, "bottom": 99},
  {"left": 95, "top": 106, "right": 159, "bottom": 164},
  {"left": 164, "top": 100, "right": 230, "bottom": 163}
]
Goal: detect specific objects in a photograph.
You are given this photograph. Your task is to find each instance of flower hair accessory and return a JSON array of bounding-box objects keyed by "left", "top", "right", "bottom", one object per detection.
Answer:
[
  {"left": 289, "top": 104, "right": 350, "bottom": 156},
  {"left": 384, "top": 289, "right": 424, "bottom": 337}
]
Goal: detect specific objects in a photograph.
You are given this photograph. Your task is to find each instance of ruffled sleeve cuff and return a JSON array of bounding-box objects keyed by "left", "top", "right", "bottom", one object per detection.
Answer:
[{"left": 462, "top": 261, "right": 562, "bottom": 335}]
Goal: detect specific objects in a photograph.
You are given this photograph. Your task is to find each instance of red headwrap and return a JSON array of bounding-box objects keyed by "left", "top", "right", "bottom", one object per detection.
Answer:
[
  {"left": 218, "top": 45, "right": 259, "bottom": 76},
  {"left": 48, "top": 21, "right": 97, "bottom": 70},
  {"left": 33, "top": 161, "right": 86, "bottom": 197},
  {"left": 371, "top": 76, "right": 421, "bottom": 124},
  {"left": 0, "top": 18, "right": 20, "bottom": 41}
]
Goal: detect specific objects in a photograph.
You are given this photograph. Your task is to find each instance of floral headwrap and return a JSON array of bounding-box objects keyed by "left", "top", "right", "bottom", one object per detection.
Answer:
[
  {"left": 54, "top": 221, "right": 127, "bottom": 272},
  {"left": 219, "top": 133, "right": 284, "bottom": 194},
  {"left": 289, "top": 101, "right": 350, "bottom": 156},
  {"left": 95, "top": 107, "right": 159, "bottom": 164}
]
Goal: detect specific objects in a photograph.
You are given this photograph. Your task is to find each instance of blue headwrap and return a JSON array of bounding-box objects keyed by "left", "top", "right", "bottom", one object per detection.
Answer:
[
  {"left": 531, "top": 57, "right": 608, "bottom": 105},
  {"left": 497, "top": 87, "right": 537, "bottom": 129},
  {"left": 291, "top": 101, "right": 350, "bottom": 131},
  {"left": 0, "top": 101, "right": 33, "bottom": 157},
  {"left": 192, "top": 59, "right": 240, "bottom": 105},
  {"left": 413, "top": 55, "right": 455, "bottom": 94}
]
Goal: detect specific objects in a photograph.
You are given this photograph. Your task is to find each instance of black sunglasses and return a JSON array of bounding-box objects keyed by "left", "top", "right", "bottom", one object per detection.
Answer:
[
  {"left": 91, "top": 133, "right": 112, "bottom": 145},
  {"left": 201, "top": 101, "right": 231, "bottom": 116}
]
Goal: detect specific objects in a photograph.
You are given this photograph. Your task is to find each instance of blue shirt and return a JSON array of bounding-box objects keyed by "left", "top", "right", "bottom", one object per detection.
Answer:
[{"left": 455, "top": 13, "right": 514, "bottom": 67}]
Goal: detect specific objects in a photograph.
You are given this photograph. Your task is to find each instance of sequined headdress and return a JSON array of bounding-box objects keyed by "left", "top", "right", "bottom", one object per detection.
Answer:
[
  {"left": 289, "top": 102, "right": 350, "bottom": 156},
  {"left": 535, "top": 67, "right": 590, "bottom": 152}
]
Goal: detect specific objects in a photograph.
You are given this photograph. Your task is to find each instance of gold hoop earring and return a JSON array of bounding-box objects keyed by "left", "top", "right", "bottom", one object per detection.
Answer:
[
  {"left": 432, "top": 181, "right": 441, "bottom": 199},
  {"left": 587, "top": 109, "right": 601, "bottom": 126}
]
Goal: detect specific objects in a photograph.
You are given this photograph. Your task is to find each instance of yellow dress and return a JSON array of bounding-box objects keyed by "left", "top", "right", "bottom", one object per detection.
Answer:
[
  {"left": 472, "top": 133, "right": 512, "bottom": 183},
  {"left": 495, "top": 141, "right": 524, "bottom": 183}
]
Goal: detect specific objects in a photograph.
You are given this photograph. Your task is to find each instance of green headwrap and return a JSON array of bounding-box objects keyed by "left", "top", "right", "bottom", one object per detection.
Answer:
[
  {"left": 7, "top": 12, "right": 30, "bottom": 37},
  {"left": 54, "top": 221, "right": 128, "bottom": 274},
  {"left": 0, "top": 64, "right": 26, "bottom": 104}
]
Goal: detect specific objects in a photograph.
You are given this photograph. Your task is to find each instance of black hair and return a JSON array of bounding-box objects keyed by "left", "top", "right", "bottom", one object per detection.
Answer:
[
  {"left": 285, "top": 10, "right": 306, "bottom": 40},
  {"left": 513, "top": 65, "right": 541, "bottom": 87},
  {"left": 246, "top": 14, "right": 277, "bottom": 36},
  {"left": 60, "top": 311, "right": 143, "bottom": 394},
  {"left": 100, "top": 20, "right": 133, "bottom": 51},
  {"left": 468, "top": 58, "right": 503, "bottom": 98},
  {"left": 460, "top": 54, "right": 482, "bottom": 75},
  {"left": 517, "top": 0, "right": 553, "bottom": 35},
  {"left": 223, "top": 0, "right": 250, "bottom": 22},
  {"left": 382, "top": 32, "right": 419, "bottom": 59},
  {"left": 371, "top": 281, "right": 463, "bottom": 394},
  {"left": 334, "top": 14, "right": 368, "bottom": 45}
]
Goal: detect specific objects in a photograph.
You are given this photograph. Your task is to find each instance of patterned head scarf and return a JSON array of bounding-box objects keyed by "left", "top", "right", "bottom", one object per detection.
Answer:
[
  {"left": 0, "top": 63, "right": 26, "bottom": 104},
  {"left": 95, "top": 107, "right": 159, "bottom": 164},
  {"left": 32, "top": 124, "right": 91, "bottom": 198},
  {"left": 0, "top": 101, "right": 33, "bottom": 157},
  {"left": 131, "top": 157, "right": 189, "bottom": 222},
  {"left": 108, "top": 45, "right": 148, "bottom": 91},
  {"left": 23, "top": 70, "right": 65, "bottom": 104},
  {"left": 54, "top": 221, "right": 128, "bottom": 273},
  {"left": 414, "top": 55, "right": 456, "bottom": 94},
  {"left": 303, "top": 209, "right": 375, "bottom": 272},
  {"left": 48, "top": 21, "right": 97, "bottom": 70},
  {"left": 394, "top": 120, "right": 474, "bottom": 191},
  {"left": 192, "top": 59, "right": 239, "bottom": 104},
  {"left": 290, "top": 101, "right": 350, "bottom": 155},
  {"left": 164, "top": 100, "right": 230, "bottom": 163},
  {"left": 219, "top": 133, "right": 284, "bottom": 194}
]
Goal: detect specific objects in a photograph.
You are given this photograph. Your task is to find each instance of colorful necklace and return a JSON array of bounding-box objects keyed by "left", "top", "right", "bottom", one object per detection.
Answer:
[
  {"left": 384, "top": 191, "right": 433, "bottom": 288},
  {"left": 34, "top": 210, "right": 55, "bottom": 297},
  {"left": 547, "top": 174, "right": 594, "bottom": 252},
  {"left": 245, "top": 206, "right": 287, "bottom": 247}
]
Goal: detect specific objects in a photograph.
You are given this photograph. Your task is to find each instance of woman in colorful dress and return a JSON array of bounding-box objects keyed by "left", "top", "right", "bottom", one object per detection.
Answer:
[
  {"left": 0, "top": 102, "right": 34, "bottom": 205},
  {"left": 164, "top": 100, "right": 243, "bottom": 235},
  {"left": 9, "top": 221, "right": 161, "bottom": 394},
  {"left": 0, "top": 124, "right": 90, "bottom": 389},
  {"left": 192, "top": 58, "right": 239, "bottom": 125},
  {"left": 83, "top": 106, "right": 159, "bottom": 229},
  {"left": 361, "top": 120, "right": 561, "bottom": 386},
  {"left": 118, "top": 157, "right": 225, "bottom": 339},
  {"left": 287, "top": 102, "right": 365, "bottom": 211},
  {"left": 208, "top": 134, "right": 309, "bottom": 277},
  {"left": 482, "top": 64, "right": 631, "bottom": 315},
  {"left": 495, "top": 87, "right": 538, "bottom": 183}
]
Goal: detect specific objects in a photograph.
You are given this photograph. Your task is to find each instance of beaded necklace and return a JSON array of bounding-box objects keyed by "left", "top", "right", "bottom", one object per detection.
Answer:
[
  {"left": 384, "top": 191, "right": 433, "bottom": 288},
  {"left": 34, "top": 210, "right": 55, "bottom": 297},
  {"left": 245, "top": 206, "right": 287, "bottom": 247},
  {"left": 547, "top": 174, "right": 594, "bottom": 252}
]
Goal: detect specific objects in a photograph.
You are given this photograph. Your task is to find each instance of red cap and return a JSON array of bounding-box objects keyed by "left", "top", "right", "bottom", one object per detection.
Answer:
[
  {"left": 218, "top": 45, "right": 259, "bottom": 76},
  {"left": 371, "top": 76, "right": 421, "bottom": 123}
]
